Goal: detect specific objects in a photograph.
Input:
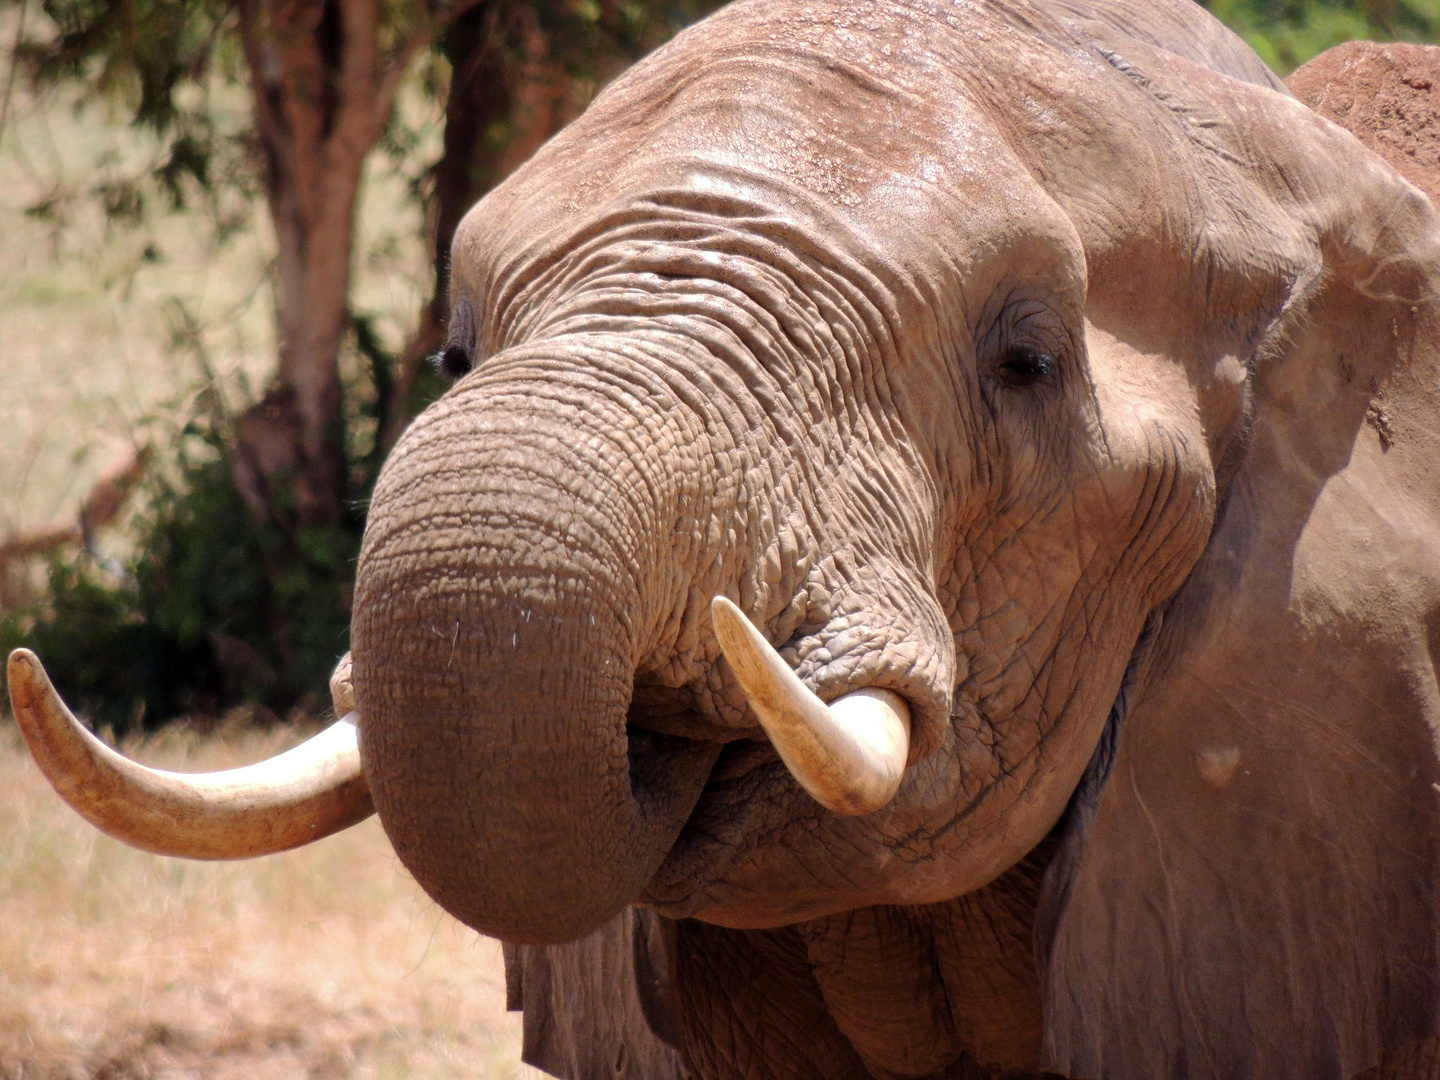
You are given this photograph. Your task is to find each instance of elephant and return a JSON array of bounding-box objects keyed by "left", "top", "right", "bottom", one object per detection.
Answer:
[{"left": 10, "top": 0, "right": 1440, "bottom": 1077}]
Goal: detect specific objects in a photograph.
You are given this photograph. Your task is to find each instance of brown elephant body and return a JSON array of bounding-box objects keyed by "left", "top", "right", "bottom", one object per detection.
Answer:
[
  {"left": 343, "top": 1, "right": 1440, "bottom": 1076},
  {"left": 389, "top": 5, "right": 1440, "bottom": 1077},
  {"left": 506, "top": 848, "right": 1053, "bottom": 1079}
]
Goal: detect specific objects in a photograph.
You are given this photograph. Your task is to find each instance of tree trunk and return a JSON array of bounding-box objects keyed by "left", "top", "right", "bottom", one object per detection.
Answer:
[{"left": 236, "top": 0, "right": 475, "bottom": 526}]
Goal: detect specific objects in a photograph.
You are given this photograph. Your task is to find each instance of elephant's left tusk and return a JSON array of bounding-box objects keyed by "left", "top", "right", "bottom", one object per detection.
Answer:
[{"left": 710, "top": 597, "right": 910, "bottom": 816}]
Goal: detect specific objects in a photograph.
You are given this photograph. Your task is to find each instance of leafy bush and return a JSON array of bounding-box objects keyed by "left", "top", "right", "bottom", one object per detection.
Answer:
[
  {"left": 1206, "top": 0, "right": 1440, "bottom": 72},
  {"left": 0, "top": 373, "right": 373, "bottom": 732},
  {"left": 0, "top": 557, "right": 210, "bottom": 730}
]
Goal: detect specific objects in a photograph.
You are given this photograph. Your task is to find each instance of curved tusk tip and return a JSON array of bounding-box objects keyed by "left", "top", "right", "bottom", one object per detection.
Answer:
[
  {"left": 710, "top": 594, "right": 740, "bottom": 627},
  {"left": 6, "top": 644, "right": 373, "bottom": 859},
  {"left": 8, "top": 648, "right": 45, "bottom": 710},
  {"left": 708, "top": 594, "right": 910, "bottom": 817}
]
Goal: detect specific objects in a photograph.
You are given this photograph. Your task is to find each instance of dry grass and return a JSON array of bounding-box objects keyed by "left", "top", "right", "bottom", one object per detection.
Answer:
[{"left": 0, "top": 722, "right": 543, "bottom": 1080}]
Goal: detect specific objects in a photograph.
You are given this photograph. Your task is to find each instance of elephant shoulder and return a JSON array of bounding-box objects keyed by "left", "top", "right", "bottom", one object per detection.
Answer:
[{"left": 1037, "top": 43, "right": 1440, "bottom": 1078}]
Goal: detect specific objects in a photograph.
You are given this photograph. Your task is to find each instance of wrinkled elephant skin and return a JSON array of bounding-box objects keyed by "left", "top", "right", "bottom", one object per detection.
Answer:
[{"left": 344, "top": 1, "right": 1440, "bottom": 1078}]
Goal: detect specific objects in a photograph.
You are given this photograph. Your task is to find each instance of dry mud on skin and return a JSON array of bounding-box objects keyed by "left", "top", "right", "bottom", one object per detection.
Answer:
[
  {"left": 0, "top": 724, "right": 541, "bottom": 1080},
  {"left": 1288, "top": 41, "right": 1440, "bottom": 207}
]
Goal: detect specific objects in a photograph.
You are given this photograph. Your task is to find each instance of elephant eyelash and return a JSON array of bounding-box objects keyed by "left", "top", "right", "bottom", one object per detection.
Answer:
[{"left": 995, "top": 346, "right": 1056, "bottom": 389}]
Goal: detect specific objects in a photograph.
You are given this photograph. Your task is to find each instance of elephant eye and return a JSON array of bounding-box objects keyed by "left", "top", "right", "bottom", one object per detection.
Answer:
[
  {"left": 434, "top": 298, "right": 477, "bottom": 378},
  {"left": 996, "top": 346, "right": 1056, "bottom": 389},
  {"left": 437, "top": 343, "right": 473, "bottom": 377}
]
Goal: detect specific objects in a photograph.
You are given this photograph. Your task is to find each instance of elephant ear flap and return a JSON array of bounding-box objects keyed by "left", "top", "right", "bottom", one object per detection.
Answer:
[
  {"left": 503, "top": 909, "right": 691, "bottom": 1079},
  {"left": 1037, "top": 46, "right": 1440, "bottom": 1080}
]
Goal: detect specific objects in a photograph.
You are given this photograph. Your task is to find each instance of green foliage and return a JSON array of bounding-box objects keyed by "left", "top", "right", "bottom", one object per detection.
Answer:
[
  {"left": 1205, "top": 0, "right": 1440, "bottom": 71},
  {"left": 12, "top": 0, "right": 252, "bottom": 223},
  {"left": 0, "top": 375, "right": 367, "bottom": 731},
  {"left": 530, "top": 0, "right": 732, "bottom": 80},
  {"left": 132, "top": 395, "right": 361, "bottom": 712},
  {"left": 0, "top": 558, "right": 210, "bottom": 730},
  {"left": 19, "top": 0, "right": 233, "bottom": 128}
]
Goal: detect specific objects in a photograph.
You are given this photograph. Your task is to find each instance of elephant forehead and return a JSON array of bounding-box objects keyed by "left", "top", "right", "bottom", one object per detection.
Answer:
[
  {"left": 452, "top": 0, "right": 1102, "bottom": 341},
  {"left": 453, "top": 0, "right": 1325, "bottom": 360}
]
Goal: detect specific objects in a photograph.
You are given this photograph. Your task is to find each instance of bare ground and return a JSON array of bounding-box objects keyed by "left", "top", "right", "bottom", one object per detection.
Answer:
[{"left": 0, "top": 722, "right": 541, "bottom": 1080}]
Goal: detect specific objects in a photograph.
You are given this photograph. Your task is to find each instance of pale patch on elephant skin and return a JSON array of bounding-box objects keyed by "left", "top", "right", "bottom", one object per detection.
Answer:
[
  {"left": 347, "top": 2, "right": 1440, "bottom": 1079},
  {"left": 1195, "top": 746, "right": 1241, "bottom": 788}
]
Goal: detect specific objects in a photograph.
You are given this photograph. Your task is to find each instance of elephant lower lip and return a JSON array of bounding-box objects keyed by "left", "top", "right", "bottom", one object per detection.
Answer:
[
  {"left": 626, "top": 725, "right": 724, "bottom": 857},
  {"left": 640, "top": 737, "right": 796, "bottom": 913}
]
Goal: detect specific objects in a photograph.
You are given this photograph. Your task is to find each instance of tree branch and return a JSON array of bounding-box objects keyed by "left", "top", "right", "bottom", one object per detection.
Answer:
[
  {"left": 372, "top": 0, "right": 488, "bottom": 134},
  {"left": 336, "top": 0, "right": 382, "bottom": 151},
  {"left": 237, "top": 0, "right": 294, "bottom": 181},
  {"left": 0, "top": 448, "right": 150, "bottom": 573}
]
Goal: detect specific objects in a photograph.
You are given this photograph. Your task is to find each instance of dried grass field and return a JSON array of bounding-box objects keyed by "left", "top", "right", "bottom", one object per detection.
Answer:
[{"left": 0, "top": 722, "right": 541, "bottom": 1079}]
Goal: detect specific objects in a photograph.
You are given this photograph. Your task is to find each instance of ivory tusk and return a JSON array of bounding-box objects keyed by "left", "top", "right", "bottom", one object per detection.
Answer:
[
  {"left": 710, "top": 597, "right": 910, "bottom": 816},
  {"left": 6, "top": 648, "right": 375, "bottom": 860}
]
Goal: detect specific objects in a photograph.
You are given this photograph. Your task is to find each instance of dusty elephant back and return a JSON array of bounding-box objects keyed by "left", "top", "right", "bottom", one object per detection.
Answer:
[{"left": 1290, "top": 41, "right": 1440, "bottom": 209}]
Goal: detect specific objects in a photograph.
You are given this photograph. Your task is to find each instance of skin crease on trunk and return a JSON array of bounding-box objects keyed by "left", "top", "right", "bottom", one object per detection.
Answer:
[{"left": 345, "top": 1, "right": 1440, "bottom": 1078}]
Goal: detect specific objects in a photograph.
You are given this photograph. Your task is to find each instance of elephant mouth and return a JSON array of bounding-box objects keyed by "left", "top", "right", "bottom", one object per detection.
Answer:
[
  {"left": 638, "top": 733, "right": 792, "bottom": 913},
  {"left": 626, "top": 598, "right": 925, "bottom": 918},
  {"left": 7, "top": 597, "right": 920, "bottom": 942}
]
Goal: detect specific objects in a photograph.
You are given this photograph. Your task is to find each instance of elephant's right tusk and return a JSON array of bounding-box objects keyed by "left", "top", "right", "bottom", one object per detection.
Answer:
[
  {"left": 710, "top": 597, "right": 910, "bottom": 816},
  {"left": 7, "top": 648, "right": 375, "bottom": 860}
]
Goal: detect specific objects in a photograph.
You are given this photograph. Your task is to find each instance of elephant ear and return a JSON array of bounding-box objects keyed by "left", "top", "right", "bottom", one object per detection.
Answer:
[
  {"left": 503, "top": 908, "right": 692, "bottom": 1079},
  {"left": 1037, "top": 42, "right": 1440, "bottom": 1080}
]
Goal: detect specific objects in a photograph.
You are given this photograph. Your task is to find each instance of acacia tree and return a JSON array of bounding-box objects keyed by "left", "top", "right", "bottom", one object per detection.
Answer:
[
  {"left": 384, "top": 0, "right": 581, "bottom": 447},
  {"left": 14, "top": 0, "right": 723, "bottom": 525},
  {"left": 14, "top": 0, "right": 483, "bottom": 527},
  {"left": 229, "top": 0, "right": 487, "bottom": 527}
]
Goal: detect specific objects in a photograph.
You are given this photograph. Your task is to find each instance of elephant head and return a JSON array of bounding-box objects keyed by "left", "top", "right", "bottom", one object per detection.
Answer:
[
  {"left": 347, "top": 0, "right": 1246, "bottom": 942},
  {"left": 14, "top": 0, "right": 1440, "bottom": 1076}
]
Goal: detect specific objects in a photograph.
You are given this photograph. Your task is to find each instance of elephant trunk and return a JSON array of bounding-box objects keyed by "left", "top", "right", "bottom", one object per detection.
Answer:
[{"left": 350, "top": 354, "right": 714, "bottom": 943}]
